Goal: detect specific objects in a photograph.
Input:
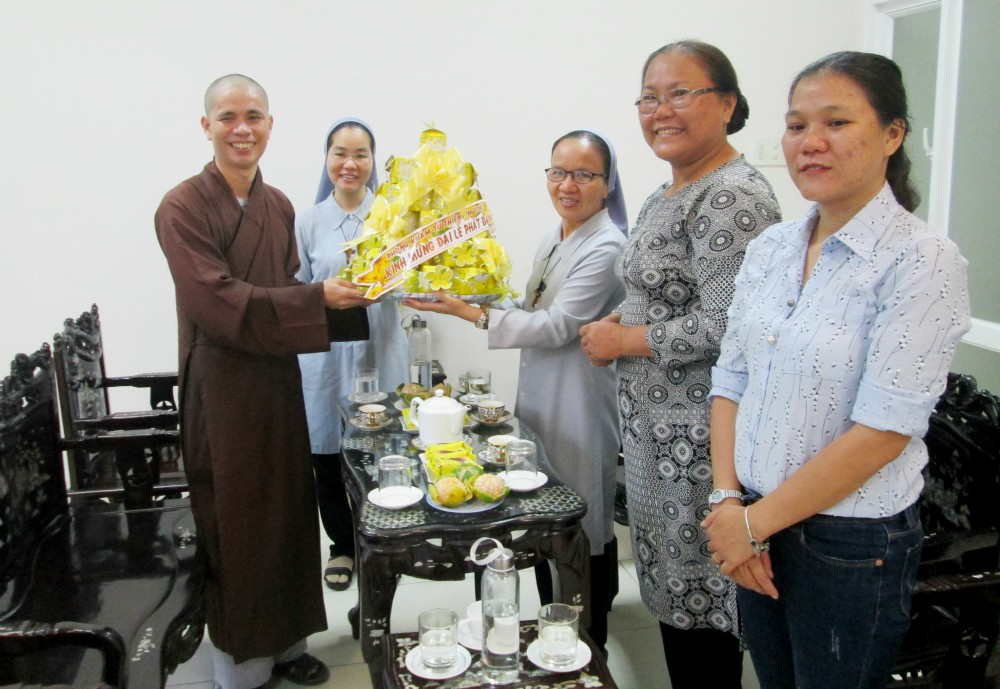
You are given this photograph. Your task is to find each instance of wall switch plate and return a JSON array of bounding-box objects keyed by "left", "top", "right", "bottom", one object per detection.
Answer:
[{"left": 752, "top": 137, "right": 784, "bottom": 166}]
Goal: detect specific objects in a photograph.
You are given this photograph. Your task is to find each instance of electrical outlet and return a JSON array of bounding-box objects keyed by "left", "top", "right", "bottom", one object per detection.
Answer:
[{"left": 752, "top": 137, "right": 784, "bottom": 166}]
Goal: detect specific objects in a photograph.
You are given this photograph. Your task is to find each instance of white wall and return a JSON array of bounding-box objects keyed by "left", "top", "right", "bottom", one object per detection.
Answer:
[{"left": 0, "top": 0, "right": 864, "bottom": 407}]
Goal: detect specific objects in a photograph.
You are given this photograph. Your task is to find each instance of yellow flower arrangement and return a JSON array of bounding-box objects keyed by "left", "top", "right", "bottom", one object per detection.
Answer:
[{"left": 340, "top": 127, "right": 516, "bottom": 300}]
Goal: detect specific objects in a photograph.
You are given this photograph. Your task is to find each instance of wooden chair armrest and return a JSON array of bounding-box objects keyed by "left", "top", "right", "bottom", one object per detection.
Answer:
[
  {"left": 73, "top": 411, "right": 178, "bottom": 433},
  {"left": 60, "top": 428, "right": 180, "bottom": 451},
  {"left": 101, "top": 372, "right": 178, "bottom": 389},
  {"left": 101, "top": 373, "right": 178, "bottom": 412},
  {"left": 921, "top": 529, "right": 1000, "bottom": 566},
  {"left": 0, "top": 620, "right": 126, "bottom": 686},
  {"left": 913, "top": 569, "right": 1000, "bottom": 601}
]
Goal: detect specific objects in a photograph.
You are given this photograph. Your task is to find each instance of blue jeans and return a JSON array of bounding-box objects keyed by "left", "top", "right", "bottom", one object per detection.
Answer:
[{"left": 738, "top": 503, "right": 922, "bottom": 689}]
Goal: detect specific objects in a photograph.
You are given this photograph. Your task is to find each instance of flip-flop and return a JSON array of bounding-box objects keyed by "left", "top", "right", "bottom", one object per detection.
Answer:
[
  {"left": 324, "top": 555, "right": 354, "bottom": 591},
  {"left": 272, "top": 653, "right": 330, "bottom": 686}
]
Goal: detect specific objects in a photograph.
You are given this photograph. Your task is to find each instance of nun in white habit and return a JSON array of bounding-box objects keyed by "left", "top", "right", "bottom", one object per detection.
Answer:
[{"left": 405, "top": 129, "right": 626, "bottom": 654}]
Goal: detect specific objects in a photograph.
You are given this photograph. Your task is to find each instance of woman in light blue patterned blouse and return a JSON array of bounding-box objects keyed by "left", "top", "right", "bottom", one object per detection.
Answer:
[{"left": 704, "top": 53, "right": 971, "bottom": 689}]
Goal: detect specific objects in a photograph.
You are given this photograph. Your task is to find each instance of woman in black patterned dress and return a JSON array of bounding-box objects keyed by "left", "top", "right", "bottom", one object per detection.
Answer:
[{"left": 581, "top": 41, "right": 780, "bottom": 689}]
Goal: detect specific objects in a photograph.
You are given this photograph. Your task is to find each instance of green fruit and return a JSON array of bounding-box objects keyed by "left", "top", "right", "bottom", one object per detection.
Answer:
[
  {"left": 430, "top": 476, "right": 471, "bottom": 507},
  {"left": 470, "top": 474, "right": 508, "bottom": 503},
  {"left": 453, "top": 464, "right": 484, "bottom": 485}
]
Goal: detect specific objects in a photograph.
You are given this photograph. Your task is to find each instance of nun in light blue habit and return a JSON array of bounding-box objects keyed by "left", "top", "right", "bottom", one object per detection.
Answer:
[{"left": 294, "top": 118, "right": 408, "bottom": 590}]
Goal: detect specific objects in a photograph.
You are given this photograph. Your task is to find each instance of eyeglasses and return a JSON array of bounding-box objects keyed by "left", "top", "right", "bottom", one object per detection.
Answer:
[
  {"left": 634, "top": 87, "right": 723, "bottom": 114},
  {"left": 544, "top": 168, "right": 607, "bottom": 184}
]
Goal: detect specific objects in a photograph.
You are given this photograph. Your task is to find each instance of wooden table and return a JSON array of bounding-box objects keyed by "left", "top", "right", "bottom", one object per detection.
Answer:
[
  {"left": 381, "top": 622, "right": 619, "bottom": 689},
  {"left": 339, "top": 395, "right": 591, "bottom": 687}
]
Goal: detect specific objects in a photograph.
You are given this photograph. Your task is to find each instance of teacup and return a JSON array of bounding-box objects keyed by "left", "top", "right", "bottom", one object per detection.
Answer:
[
  {"left": 465, "top": 601, "right": 483, "bottom": 640},
  {"left": 486, "top": 434, "right": 518, "bottom": 463},
  {"left": 358, "top": 403, "right": 388, "bottom": 427},
  {"left": 476, "top": 400, "right": 507, "bottom": 423}
]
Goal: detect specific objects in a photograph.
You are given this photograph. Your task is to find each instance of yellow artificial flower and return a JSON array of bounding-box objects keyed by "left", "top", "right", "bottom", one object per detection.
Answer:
[
  {"left": 449, "top": 242, "right": 478, "bottom": 267},
  {"left": 427, "top": 265, "right": 454, "bottom": 291}
]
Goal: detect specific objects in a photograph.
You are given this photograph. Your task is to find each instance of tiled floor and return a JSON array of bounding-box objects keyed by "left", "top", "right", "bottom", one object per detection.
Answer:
[{"left": 165, "top": 523, "right": 760, "bottom": 689}]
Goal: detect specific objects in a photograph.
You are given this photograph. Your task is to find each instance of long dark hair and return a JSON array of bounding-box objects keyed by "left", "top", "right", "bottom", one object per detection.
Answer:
[
  {"left": 642, "top": 40, "right": 749, "bottom": 135},
  {"left": 789, "top": 51, "right": 919, "bottom": 212}
]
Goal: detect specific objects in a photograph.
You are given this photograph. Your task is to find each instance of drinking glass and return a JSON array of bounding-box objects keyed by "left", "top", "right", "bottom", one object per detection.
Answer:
[
  {"left": 465, "top": 368, "right": 491, "bottom": 400},
  {"left": 354, "top": 367, "right": 380, "bottom": 402},
  {"left": 378, "top": 455, "right": 411, "bottom": 492},
  {"left": 410, "top": 360, "right": 433, "bottom": 388},
  {"left": 418, "top": 608, "right": 459, "bottom": 670},
  {"left": 504, "top": 439, "right": 538, "bottom": 490},
  {"left": 537, "top": 603, "right": 579, "bottom": 668}
]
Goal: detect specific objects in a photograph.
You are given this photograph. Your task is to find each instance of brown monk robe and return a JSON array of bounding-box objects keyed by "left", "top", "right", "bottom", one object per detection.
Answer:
[{"left": 155, "top": 160, "right": 369, "bottom": 662}]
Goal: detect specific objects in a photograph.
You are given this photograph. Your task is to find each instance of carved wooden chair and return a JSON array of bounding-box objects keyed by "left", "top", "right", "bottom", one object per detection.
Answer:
[
  {"left": 0, "top": 344, "right": 204, "bottom": 688},
  {"left": 889, "top": 373, "right": 1000, "bottom": 688},
  {"left": 53, "top": 305, "right": 184, "bottom": 508}
]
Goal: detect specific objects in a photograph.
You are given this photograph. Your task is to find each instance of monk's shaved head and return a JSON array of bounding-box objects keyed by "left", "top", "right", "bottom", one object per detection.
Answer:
[{"left": 204, "top": 74, "right": 269, "bottom": 115}]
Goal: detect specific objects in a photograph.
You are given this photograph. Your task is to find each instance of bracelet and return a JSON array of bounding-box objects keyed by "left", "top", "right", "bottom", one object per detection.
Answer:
[
  {"left": 474, "top": 307, "right": 490, "bottom": 330},
  {"left": 744, "top": 506, "right": 770, "bottom": 557}
]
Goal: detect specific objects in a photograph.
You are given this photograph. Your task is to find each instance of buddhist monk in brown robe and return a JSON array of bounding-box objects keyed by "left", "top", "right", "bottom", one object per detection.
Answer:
[{"left": 155, "top": 74, "right": 372, "bottom": 689}]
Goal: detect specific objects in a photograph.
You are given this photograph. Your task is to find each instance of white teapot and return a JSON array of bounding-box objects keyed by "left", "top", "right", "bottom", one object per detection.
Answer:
[{"left": 410, "top": 389, "right": 469, "bottom": 446}]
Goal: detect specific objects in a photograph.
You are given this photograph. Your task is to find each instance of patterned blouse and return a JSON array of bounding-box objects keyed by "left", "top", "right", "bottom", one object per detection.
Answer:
[
  {"left": 711, "top": 184, "right": 970, "bottom": 517},
  {"left": 615, "top": 156, "right": 780, "bottom": 633}
]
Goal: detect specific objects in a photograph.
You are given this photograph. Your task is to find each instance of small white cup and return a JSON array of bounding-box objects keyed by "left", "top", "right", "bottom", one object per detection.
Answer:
[
  {"left": 418, "top": 608, "right": 459, "bottom": 670},
  {"left": 486, "top": 434, "right": 518, "bottom": 463},
  {"left": 476, "top": 400, "right": 507, "bottom": 423},
  {"left": 354, "top": 367, "right": 380, "bottom": 402},
  {"left": 465, "top": 601, "right": 483, "bottom": 640},
  {"left": 537, "top": 603, "right": 579, "bottom": 668},
  {"left": 358, "top": 403, "right": 388, "bottom": 427}
]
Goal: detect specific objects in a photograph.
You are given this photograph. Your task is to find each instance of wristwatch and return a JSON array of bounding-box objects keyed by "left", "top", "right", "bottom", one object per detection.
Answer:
[
  {"left": 708, "top": 488, "right": 744, "bottom": 506},
  {"left": 474, "top": 308, "right": 490, "bottom": 330}
]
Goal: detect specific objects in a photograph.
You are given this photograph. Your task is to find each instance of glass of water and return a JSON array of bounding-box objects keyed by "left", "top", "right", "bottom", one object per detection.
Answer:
[
  {"left": 465, "top": 368, "right": 491, "bottom": 400},
  {"left": 418, "top": 608, "right": 459, "bottom": 670},
  {"left": 537, "top": 603, "right": 579, "bottom": 668},
  {"left": 354, "top": 367, "right": 379, "bottom": 402}
]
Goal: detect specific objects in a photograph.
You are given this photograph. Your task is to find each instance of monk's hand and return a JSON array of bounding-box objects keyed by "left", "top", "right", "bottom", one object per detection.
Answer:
[{"left": 323, "top": 278, "right": 374, "bottom": 309}]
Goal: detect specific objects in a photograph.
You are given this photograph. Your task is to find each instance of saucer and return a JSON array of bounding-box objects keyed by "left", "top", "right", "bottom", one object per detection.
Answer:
[
  {"left": 348, "top": 391, "right": 388, "bottom": 404},
  {"left": 497, "top": 470, "right": 548, "bottom": 492},
  {"left": 457, "top": 618, "right": 482, "bottom": 651},
  {"left": 470, "top": 410, "right": 514, "bottom": 426},
  {"left": 405, "top": 644, "right": 472, "bottom": 680},
  {"left": 477, "top": 448, "right": 506, "bottom": 468},
  {"left": 367, "top": 486, "right": 422, "bottom": 510},
  {"left": 526, "top": 638, "right": 591, "bottom": 673},
  {"left": 349, "top": 416, "right": 394, "bottom": 431}
]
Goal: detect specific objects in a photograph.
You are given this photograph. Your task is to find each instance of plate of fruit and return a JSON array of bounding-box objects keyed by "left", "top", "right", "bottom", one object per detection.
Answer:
[{"left": 420, "top": 441, "right": 509, "bottom": 513}]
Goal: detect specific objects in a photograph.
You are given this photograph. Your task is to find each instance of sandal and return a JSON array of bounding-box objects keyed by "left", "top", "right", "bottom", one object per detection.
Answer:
[
  {"left": 324, "top": 555, "right": 354, "bottom": 591},
  {"left": 272, "top": 653, "right": 330, "bottom": 686}
]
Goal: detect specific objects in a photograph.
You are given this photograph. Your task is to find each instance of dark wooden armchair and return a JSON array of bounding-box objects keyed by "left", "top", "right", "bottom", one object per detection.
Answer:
[
  {"left": 53, "top": 305, "right": 184, "bottom": 508},
  {"left": 889, "top": 373, "right": 1000, "bottom": 688},
  {"left": 0, "top": 344, "right": 204, "bottom": 688}
]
